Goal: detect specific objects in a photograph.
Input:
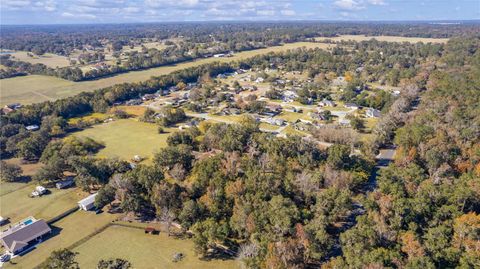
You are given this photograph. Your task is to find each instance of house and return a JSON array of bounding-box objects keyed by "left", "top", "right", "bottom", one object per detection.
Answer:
[
  {"left": 366, "top": 108, "right": 381, "bottom": 118},
  {"left": 345, "top": 103, "right": 360, "bottom": 109},
  {"left": 25, "top": 125, "right": 39, "bottom": 131},
  {"left": 5, "top": 103, "right": 22, "bottom": 110},
  {"left": 31, "top": 186, "right": 47, "bottom": 197},
  {"left": 339, "top": 119, "right": 351, "bottom": 126},
  {"left": 56, "top": 179, "right": 74, "bottom": 189},
  {"left": 283, "top": 90, "right": 298, "bottom": 102},
  {"left": 78, "top": 193, "right": 98, "bottom": 211},
  {"left": 0, "top": 217, "right": 51, "bottom": 255},
  {"left": 141, "top": 94, "right": 157, "bottom": 101},
  {"left": 255, "top": 77, "right": 265, "bottom": 83},
  {"left": 318, "top": 99, "right": 336, "bottom": 107}
]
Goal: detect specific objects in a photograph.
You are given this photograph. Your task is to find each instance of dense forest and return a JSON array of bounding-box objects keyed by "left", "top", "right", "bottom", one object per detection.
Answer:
[{"left": 1, "top": 34, "right": 479, "bottom": 268}]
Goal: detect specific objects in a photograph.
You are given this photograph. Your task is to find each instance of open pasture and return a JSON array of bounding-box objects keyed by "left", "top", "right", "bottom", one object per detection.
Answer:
[
  {"left": 0, "top": 42, "right": 334, "bottom": 106},
  {"left": 71, "top": 119, "right": 175, "bottom": 161},
  {"left": 6, "top": 51, "right": 71, "bottom": 68},
  {"left": 74, "top": 224, "right": 239, "bottom": 269}
]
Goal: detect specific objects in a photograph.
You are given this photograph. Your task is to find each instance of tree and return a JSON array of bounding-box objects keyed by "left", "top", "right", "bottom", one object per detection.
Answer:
[
  {"left": 97, "top": 258, "right": 131, "bottom": 269},
  {"left": 327, "top": 144, "right": 351, "bottom": 169},
  {"left": 41, "top": 249, "right": 79, "bottom": 269},
  {"left": 350, "top": 117, "right": 365, "bottom": 132},
  {"left": 95, "top": 184, "right": 116, "bottom": 209},
  {"left": 0, "top": 161, "right": 22, "bottom": 182}
]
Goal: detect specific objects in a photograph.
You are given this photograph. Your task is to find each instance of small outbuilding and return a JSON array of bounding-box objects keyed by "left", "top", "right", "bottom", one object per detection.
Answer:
[
  {"left": 56, "top": 179, "right": 75, "bottom": 189},
  {"left": 78, "top": 193, "right": 98, "bottom": 211},
  {"left": 145, "top": 227, "right": 158, "bottom": 235}
]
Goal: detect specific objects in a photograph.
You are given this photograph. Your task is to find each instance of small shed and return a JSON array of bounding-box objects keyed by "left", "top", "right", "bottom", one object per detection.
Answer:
[
  {"left": 78, "top": 193, "right": 98, "bottom": 211},
  {"left": 145, "top": 227, "right": 158, "bottom": 235},
  {"left": 56, "top": 179, "right": 74, "bottom": 189}
]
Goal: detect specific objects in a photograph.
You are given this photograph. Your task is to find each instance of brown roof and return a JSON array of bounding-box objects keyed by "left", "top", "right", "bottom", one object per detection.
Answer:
[{"left": 0, "top": 220, "right": 51, "bottom": 253}]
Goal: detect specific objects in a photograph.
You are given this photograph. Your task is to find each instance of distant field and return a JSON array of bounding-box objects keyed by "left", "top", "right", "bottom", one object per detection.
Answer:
[
  {"left": 6, "top": 211, "right": 118, "bottom": 269},
  {"left": 71, "top": 119, "right": 175, "bottom": 161},
  {"left": 6, "top": 51, "right": 71, "bottom": 68},
  {"left": 74, "top": 225, "right": 239, "bottom": 269},
  {"left": 0, "top": 42, "right": 334, "bottom": 106},
  {"left": 315, "top": 35, "right": 449, "bottom": 43}
]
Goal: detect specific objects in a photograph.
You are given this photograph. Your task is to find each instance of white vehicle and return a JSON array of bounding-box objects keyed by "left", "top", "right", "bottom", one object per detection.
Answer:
[
  {"left": 1, "top": 254, "right": 11, "bottom": 262},
  {"left": 31, "top": 186, "right": 47, "bottom": 197}
]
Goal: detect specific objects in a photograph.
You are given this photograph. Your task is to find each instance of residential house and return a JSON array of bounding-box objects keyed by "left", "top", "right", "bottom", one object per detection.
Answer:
[
  {"left": 25, "top": 125, "right": 39, "bottom": 131},
  {"left": 318, "top": 99, "right": 336, "bottom": 107},
  {"left": 0, "top": 217, "right": 51, "bottom": 255},
  {"left": 78, "top": 193, "right": 98, "bottom": 211},
  {"left": 366, "top": 108, "right": 381, "bottom": 118},
  {"left": 345, "top": 103, "right": 360, "bottom": 109}
]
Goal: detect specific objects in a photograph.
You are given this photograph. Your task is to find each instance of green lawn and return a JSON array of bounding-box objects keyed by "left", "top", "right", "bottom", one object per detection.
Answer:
[
  {"left": 276, "top": 111, "right": 312, "bottom": 122},
  {"left": 71, "top": 119, "right": 175, "bottom": 162},
  {"left": 0, "top": 182, "right": 33, "bottom": 196},
  {"left": 259, "top": 123, "right": 280, "bottom": 131},
  {"left": 0, "top": 185, "right": 86, "bottom": 224},
  {"left": 74, "top": 225, "right": 240, "bottom": 269},
  {"left": 5, "top": 211, "right": 118, "bottom": 269}
]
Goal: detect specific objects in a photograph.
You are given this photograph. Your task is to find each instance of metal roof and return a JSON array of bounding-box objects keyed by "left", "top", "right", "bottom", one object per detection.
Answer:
[{"left": 78, "top": 193, "right": 98, "bottom": 207}]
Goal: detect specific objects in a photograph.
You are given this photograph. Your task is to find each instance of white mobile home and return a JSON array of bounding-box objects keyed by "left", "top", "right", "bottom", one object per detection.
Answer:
[{"left": 78, "top": 193, "right": 98, "bottom": 211}]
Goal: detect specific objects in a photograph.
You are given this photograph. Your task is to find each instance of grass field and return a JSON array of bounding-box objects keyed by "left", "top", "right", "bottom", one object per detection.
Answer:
[
  {"left": 315, "top": 34, "right": 449, "bottom": 43},
  {"left": 74, "top": 225, "right": 240, "bottom": 269},
  {"left": 68, "top": 112, "right": 109, "bottom": 125},
  {"left": 7, "top": 51, "right": 71, "bottom": 68},
  {"left": 71, "top": 119, "right": 175, "bottom": 161},
  {"left": 0, "top": 42, "right": 334, "bottom": 106},
  {"left": 0, "top": 186, "right": 86, "bottom": 224},
  {"left": 5, "top": 211, "right": 118, "bottom": 269}
]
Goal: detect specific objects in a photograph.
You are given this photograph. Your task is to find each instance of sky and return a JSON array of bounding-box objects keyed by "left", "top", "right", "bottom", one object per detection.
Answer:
[{"left": 1, "top": 0, "right": 479, "bottom": 24}]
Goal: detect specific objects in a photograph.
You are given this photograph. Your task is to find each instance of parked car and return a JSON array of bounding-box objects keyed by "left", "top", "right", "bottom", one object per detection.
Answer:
[{"left": 1, "top": 254, "right": 11, "bottom": 262}]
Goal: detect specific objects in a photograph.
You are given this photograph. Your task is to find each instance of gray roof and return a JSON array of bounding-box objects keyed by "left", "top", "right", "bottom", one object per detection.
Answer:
[{"left": 0, "top": 220, "right": 51, "bottom": 253}]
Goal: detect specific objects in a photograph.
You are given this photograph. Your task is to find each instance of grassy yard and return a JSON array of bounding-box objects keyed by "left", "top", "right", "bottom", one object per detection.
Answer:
[
  {"left": 1, "top": 158, "right": 43, "bottom": 195},
  {"left": 74, "top": 225, "right": 240, "bottom": 269},
  {"left": 5, "top": 211, "right": 118, "bottom": 269},
  {"left": 0, "top": 186, "right": 86, "bottom": 224},
  {"left": 68, "top": 112, "right": 109, "bottom": 125},
  {"left": 276, "top": 111, "right": 312, "bottom": 123},
  {"left": 1, "top": 42, "right": 334, "bottom": 106},
  {"left": 71, "top": 119, "right": 175, "bottom": 161},
  {"left": 315, "top": 35, "right": 449, "bottom": 43},
  {"left": 110, "top": 105, "right": 147, "bottom": 117},
  {"left": 259, "top": 123, "right": 280, "bottom": 131}
]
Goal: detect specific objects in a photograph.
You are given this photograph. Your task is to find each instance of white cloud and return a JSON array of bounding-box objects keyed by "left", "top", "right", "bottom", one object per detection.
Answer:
[
  {"left": 257, "top": 9, "right": 275, "bottom": 16},
  {"left": 61, "top": 11, "right": 97, "bottom": 19},
  {"left": 367, "top": 0, "right": 386, "bottom": 5},
  {"left": 281, "top": 9, "right": 296, "bottom": 16},
  {"left": 3, "top": 0, "right": 32, "bottom": 9},
  {"left": 333, "top": 0, "right": 364, "bottom": 11}
]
